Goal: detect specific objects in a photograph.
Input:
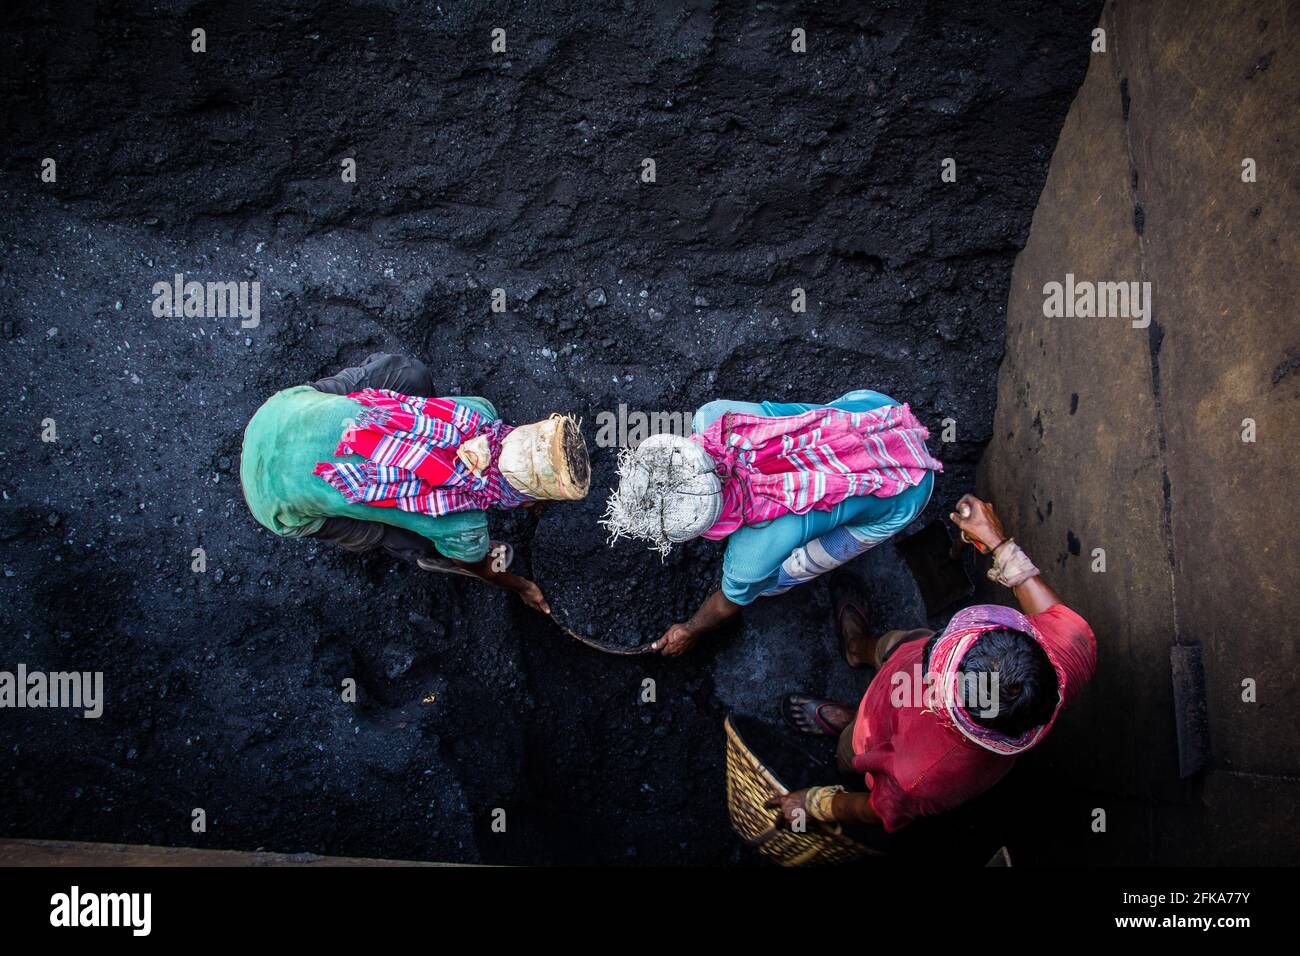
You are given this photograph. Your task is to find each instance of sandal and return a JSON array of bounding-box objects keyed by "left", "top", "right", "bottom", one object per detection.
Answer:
[
  {"left": 782, "top": 693, "right": 855, "bottom": 737},
  {"left": 829, "top": 574, "right": 873, "bottom": 669}
]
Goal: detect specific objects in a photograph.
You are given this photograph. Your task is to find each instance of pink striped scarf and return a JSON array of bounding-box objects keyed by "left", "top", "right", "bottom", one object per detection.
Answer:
[
  {"left": 689, "top": 403, "right": 942, "bottom": 539},
  {"left": 927, "top": 604, "right": 1066, "bottom": 755}
]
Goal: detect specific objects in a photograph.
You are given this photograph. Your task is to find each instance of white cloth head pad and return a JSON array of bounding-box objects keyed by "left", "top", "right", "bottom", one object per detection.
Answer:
[{"left": 601, "top": 434, "right": 722, "bottom": 554}]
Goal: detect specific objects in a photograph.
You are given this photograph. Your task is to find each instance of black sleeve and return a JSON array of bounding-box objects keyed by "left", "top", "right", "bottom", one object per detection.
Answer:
[
  {"left": 311, "top": 352, "right": 437, "bottom": 396},
  {"left": 310, "top": 516, "right": 440, "bottom": 563}
]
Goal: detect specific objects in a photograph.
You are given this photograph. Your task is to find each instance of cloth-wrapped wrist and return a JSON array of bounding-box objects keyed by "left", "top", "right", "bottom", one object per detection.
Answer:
[
  {"left": 804, "top": 785, "right": 845, "bottom": 824},
  {"left": 987, "top": 537, "right": 1039, "bottom": 588}
]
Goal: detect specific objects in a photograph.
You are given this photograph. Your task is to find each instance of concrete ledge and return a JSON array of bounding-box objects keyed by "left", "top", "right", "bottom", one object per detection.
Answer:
[{"left": 0, "top": 838, "right": 460, "bottom": 867}]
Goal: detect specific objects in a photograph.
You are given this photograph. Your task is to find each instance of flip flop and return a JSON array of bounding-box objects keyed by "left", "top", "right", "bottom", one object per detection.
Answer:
[{"left": 782, "top": 693, "right": 854, "bottom": 737}]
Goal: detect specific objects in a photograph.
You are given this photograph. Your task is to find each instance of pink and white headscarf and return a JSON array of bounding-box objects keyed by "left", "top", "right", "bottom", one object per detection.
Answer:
[{"left": 927, "top": 604, "right": 1067, "bottom": 756}]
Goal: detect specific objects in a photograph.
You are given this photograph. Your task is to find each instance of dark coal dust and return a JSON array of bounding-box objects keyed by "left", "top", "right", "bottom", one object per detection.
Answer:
[{"left": 0, "top": 1, "right": 1098, "bottom": 863}]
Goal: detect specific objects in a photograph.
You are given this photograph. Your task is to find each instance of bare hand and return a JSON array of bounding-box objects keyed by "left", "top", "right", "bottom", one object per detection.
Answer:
[
  {"left": 517, "top": 580, "right": 551, "bottom": 615},
  {"left": 764, "top": 790, "right": 811, "bottom": 829},
  {"left": 950, "top": 493, "right": 1007, "bottom": 552},
  {"left": 652, "top": 623, "right": 697, "bottom": 657}
]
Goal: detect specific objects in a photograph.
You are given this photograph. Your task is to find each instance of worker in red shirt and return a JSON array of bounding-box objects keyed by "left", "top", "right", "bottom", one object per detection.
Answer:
[{"left": 768, "top": 493, "right": 1096, "bottom": 833}]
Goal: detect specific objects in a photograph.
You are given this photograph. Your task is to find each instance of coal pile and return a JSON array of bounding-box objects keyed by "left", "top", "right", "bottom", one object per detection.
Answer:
[
  {"left": 533, "top": 450, "right": 724, "bottom": 653},
  {"left": 0, "top": 0, "right": 1100, "bottom": 864}
]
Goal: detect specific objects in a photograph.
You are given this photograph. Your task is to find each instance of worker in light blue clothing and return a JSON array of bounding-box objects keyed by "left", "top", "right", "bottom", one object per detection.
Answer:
[{"left": 601, "top": 389, "right": 940, "bottom": 657}]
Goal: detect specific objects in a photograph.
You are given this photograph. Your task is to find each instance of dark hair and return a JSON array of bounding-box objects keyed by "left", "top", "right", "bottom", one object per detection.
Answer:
[{"left": 925, "top": 627, "right": 1059, "bottom": 739}]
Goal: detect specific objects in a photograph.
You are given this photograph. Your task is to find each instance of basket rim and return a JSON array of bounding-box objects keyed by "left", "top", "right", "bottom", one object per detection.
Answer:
[
  {"left": 724, "top": 713, "right": 880, "bottom": 863},
  {"left": 725, "top": 714, "right": 790, "bottom": 796}
]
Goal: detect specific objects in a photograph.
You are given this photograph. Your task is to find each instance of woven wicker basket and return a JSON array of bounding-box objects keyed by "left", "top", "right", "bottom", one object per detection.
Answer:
[{"left": 724, "top": 714, "right": 877, "bottom": 866}]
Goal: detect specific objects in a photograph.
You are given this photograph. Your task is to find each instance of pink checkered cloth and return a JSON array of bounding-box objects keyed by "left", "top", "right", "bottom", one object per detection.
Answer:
[
  {"left": 312, "top": 389, "right": 528, "bottom": 516},
  {"left": 690, "top": 403, "right": 942, "bottom": 539}
]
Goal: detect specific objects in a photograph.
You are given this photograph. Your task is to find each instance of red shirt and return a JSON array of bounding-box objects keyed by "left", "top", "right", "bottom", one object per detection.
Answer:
[{"left": 850, "top": 603, "right": 1096, "bottom": 832}]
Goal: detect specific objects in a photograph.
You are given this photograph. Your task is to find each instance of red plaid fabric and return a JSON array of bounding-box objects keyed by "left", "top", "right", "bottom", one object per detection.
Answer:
[{"left": 312, "top": 389, "right": 529, "bottom": 516}]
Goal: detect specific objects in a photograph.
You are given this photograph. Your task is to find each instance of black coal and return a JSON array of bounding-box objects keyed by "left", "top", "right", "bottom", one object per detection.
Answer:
[{"left": 0, "top": 0, "right": 1099, "bottom": 864}]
